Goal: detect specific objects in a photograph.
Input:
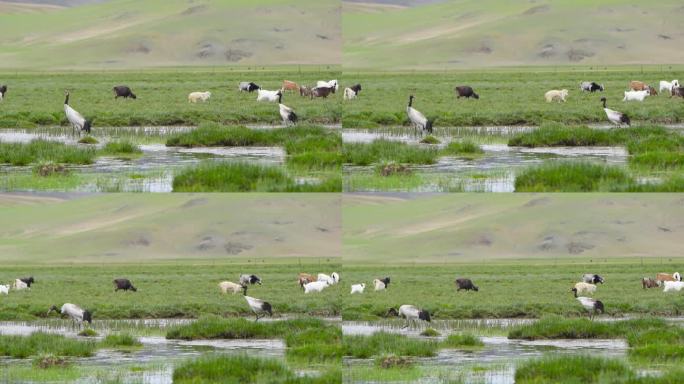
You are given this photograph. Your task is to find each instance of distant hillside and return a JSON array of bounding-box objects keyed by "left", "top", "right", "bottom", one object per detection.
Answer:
[
  {"left": 0, "top": 0, "right": 340, "bottom": 69},
  {"left": 343, "top": 0, "right": 684, "bottom": 69},
  {"left": 344, "top": 194, "right": 684, "bottom": 263},
  {"left": 0, "top": 194, "right": 341, "bottom": 263}
]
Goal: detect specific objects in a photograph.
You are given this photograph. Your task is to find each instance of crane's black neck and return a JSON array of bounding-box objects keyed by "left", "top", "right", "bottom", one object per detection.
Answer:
[
  {"left": 601, "top": 99, "right": 606, "bottom": 108},
  {"left": 64, "top": 94, "right": 70, "bottom": 105},
  {"left": 408, "top": 96, "right": 413, "bottom": 107},
  {"left": 278, "top": 93, "right": 282, "bottom": 104}
]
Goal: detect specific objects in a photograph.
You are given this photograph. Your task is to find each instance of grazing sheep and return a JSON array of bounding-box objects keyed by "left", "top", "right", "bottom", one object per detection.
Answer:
[
  {"left": 311, "top": 86, "right": 334, "bottom": 99},
  {"left": 219, "top": 281, "right": 244, "bottom": 294},
  {"left": 455, "top": 278, "right": 479, "bottom": 292},
  {"left": 660, "top": 80, "right": 679, "bottom": 93},
  {"left": 188, "top": 91, "right": 211, "bottom": 103},
  {"left": 239, "top": 274, "right": 262, "bottom": 286},
  {"left": 304, "top": 280, "right": 329, "bottom": 294},
  {"left": 582, "top": 274, "right": 604, "bottom": 284},
  {"left": 544, "top": 89, "right": 569, "bottom": 103},
  {"left": 0, "top": 85, "right": 7, "bottom": 101},
  {"left": 454, "top": 85, "right": 479, "bottom": 99},
  {"left": 623, "top": 90, "right": 650, "bottom": 102},
  {"left": 387, "top": 305, "right": 431, "bottom": 328},
  {"left": 316, "top": 80, "right": 338, "bottom": 92},
  {"left": 256, "top": 89, "right": 282, "bottom": 102},
  {"left": 373, "top": 277, "right": 391, "bottom": 291},
  {"left": 13, "top": 279, "right": 28, "bottom": 291},
  {"left": 48, "top": 303, "right": 92, "bottom": 325},
  {"left": 239, "top": 82, "right": 260, "bottom": 92},
  {"left": 113, "top": 278, "right": 137, "bottom": 292},
  {"left": 0, "top": 285, "right": 9, "bottom": 295},
  {"left": 580, "top": 81, "right": 604, "bottom": 92},
  {"left": 113, "top": 86, "right": 136, "bottom": 99},
  {"left": 629, "top": 81, "right": 650, "bottom": 91},
  {"left": 642, "top": 277, "right": 660, "bottom": 289},
  {"left": 299, "top": 85, "right": 313, "bottom": 97},
  {"left": 350, "top": 283, "right": 365, "bottom": 294},
  {"left": 343, "top": 87, "right": 357, "bottom": 100},
  {"left": 298, "top": 273, "right": 316, "bottom": 287},
  {"left": 282, "top": 80, "right": 298, "bottom": 92},
  {"left": 656, "top": 272, "right": 681, "bottom": 283},
  {"left": 572, "top": 282, "right": 597, "bottom": 295},
  {"left": 663, "top": 281, "right": 684, "bottom": 293},
  {"left": 317, "top": 273, "right": 339, "bottom": 285},
  {"left": 671, "top": 87, "right": 684, "bottom": 98},
  {"left": 19, "top": 277, "right": 35, "bottom": 287}
]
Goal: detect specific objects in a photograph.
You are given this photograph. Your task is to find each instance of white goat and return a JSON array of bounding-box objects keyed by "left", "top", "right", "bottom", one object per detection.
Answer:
[
  {"left": 188, "top": 91, "right": 211, "bottom": 103},
  {"left": 572, "top": 282, "right": 597, "bottom": 295},
  {"left": 623, "top": 90, "right": 649, "bottom": 102},
  {"left": 304, "top": 280, "right": 329, "bottom": 294},
  {"left": 13, "top": 279, "right": 28, "bottom": 291},
  {"left": 350, "top": 283, "right": 365, "bottom": 294},
  {"left": 663, "top": 281, "right": 684, "bottom": 293},
  {"left": 0, "top": 285, "right": 9, "bottom": 295},
  {"left": 318, "top": 273, "right": 339, "bottom": 285},
  {"left": 218, "top": 281, "right": 244, "bottom": 294},
  {"left": 317, "top": 80, "right": 338, "bottom": 92},
  {"left": 256, "top": 89, "right": 282, "bottom": 102},
  {"left": 544, "top": 89, "right": 569, "bottom": 102},
  {"left": 659, "top": 80, "right": 679, "bottom": 94}
]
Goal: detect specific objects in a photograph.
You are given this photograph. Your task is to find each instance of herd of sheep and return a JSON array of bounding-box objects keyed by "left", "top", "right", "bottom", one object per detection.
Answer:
[
  {"left": 544, "top": 79, "right": 682, "bottom": 103},
  {"left": 1, "top": 270, "right": 683, "bottom": 326}
]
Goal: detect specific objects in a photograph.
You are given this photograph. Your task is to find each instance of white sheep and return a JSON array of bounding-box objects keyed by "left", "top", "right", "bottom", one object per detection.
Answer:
[
  {"left": 256, "top": 89, "right": 282, "bottom": 102},
  {"left": 218, "top": 281, "right": 244, "bottom": 294},
  {"left": 343, "top": 87, "right": 356, "bottom": 100},
  {"left": 188, "top": 91, "right": 211, "bottom": 103},
  {"left": 318, "top": 272, "right": 339, "bottom": 285},
  {"left": 663, "top": 281, "right": 684, "bottom": 293},
  {"left": 659, "top": 80, "right": 679, "bottom": 94},
  {"left": 0, "top": 285, "right": 9, "bottom": 295},
  {"left": 304, "top": 280, "right": 329, "bottom": 294},
  {"left": 317, "top": 80, "right": 338, "bottom": 92},
  {"left": 544, "top": 89, "right": 569, "bottom": 103},
  {"left": 572, "top": 282, "right": 597, "bottom": 295},
  {"left": 350, "top": 283, "right": 365, "bottom": 294},
  {"left": 623, "top": 90, "right": 649, "bottom": 102},
  {"left": 13, "top": 279, "right": 28, "bottom": 291}
]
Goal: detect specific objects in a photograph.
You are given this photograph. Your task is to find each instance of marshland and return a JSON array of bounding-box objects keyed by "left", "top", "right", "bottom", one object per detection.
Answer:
[
  {"left": 0, "top": 69, "right": 342, "bottom": 192},
  {"left": 342, "top": 68, "right": 684, "bottom": 192}
]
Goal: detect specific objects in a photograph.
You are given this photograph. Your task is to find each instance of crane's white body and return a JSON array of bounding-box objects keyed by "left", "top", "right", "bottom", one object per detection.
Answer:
[
  {"left": 601, "top": 98, "right": 630, "bottom": 127},
  {"left": 243, "top": 295, "right": 271, "bottom": 321},
  {"left": 60, "top": 303, "right": 87, "bottom": 322},
  {"left": 278, "top": 93, "right": 297, "bottom": 126}
]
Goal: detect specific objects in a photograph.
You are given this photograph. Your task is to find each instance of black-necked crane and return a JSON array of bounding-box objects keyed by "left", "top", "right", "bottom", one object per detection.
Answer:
[
  {"left": 278, "top": 93, "right": 297, "bottom": 126},
  {"left": 406, "top": 95, "right": 433, "bottom": 135},
  {"left": 64, "top": 90, "right": 92, "bottom": 136},
  {"left": 387, "top": 304, "right": 431, "bottom": 328},
  {"left": 572, "top": 290, "right": 604, "bottom": 320},
  {"left": 242, "top": 286, "right": 272, "bottom": 321},
  {"left": 601, "top": 97, "right": 630, "bottom": 127},
  {"left": 48, "top": 303, "right": 92, "bottom": 326}
]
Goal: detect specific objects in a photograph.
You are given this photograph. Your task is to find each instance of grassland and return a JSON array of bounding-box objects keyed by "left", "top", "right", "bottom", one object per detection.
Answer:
[
  {"left": 342, "top": 262, "right": 684, "bottom": 320},
  {"left": 342, "top": 69, "right": 684, "bottom": 127},
  {"left": 0, "top": 193, "right": 341, "bottom": 263},
  {"left": 343, "top": 1, "right": 684, "bottom": 69},
  {"left": 343, "top": 194, "right": 684, "bottom": 262},
  {"left": 0, "top": 0, "right": 340, "bottom": 69},
  {"left": 0, "top": 263, "right": 341, "bottom": 320},
  {"left": 0, "top": 69, "right": 341, "bottom": 127}
]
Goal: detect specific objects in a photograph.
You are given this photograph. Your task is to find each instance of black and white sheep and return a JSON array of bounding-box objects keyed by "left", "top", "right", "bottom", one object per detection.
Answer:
[
  {"left": 239, "top": 274, "right": 262, "bottom": 286},
  {"left": 239, "top": 82, "right": 261, "bottom": 92},
  {"left": 374, "top": 277, "right": 390, "bottom": 291},
  {"left": 580, "top": 81, "right": 604, "bottom": 92},
  {"left": 0, "top": 85, "right": 7, "bottom": 101},
  {"left": 582, "top": 274, "right": 604, "bottom": 284}
]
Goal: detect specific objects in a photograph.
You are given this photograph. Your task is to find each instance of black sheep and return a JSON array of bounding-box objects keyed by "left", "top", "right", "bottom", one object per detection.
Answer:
[
  {"left": 454, "top": 85, "right": 479, "bottom": 99},
  {"left": 455, "top": 278, "right": 479, "bottom": 292},
  {"left": 113, "top": 86, "right": 137, "bottom": 99},
  {"left": 113, "top": 278, "right": 137, "bottom": 292}
]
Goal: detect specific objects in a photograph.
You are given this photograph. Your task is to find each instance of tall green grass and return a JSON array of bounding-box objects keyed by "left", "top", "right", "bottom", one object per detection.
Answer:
[
  {"left": 515, "top": 355, "right": 633, "bottom": 383},
  {"left": 343, "top": 332, "right": 439, "bottom": 358},
  {"left": 0, "top": 333, "right": 96, "bottom": 359},
  {"left": 343, "top": 140, "right": 439, "bottom": 166},
  {"left": 0, "top": 140, "right": 96, "bottom": 166},
  {"left": 99, "top": 140, "right": 142, "bottom": 156},
  {"left": 514, "top": 162, "right": 633, "bottom": 192}
]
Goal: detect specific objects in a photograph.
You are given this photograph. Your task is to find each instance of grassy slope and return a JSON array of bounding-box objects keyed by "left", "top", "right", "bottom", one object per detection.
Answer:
[
  {"left": 0, "top": 0, "right": 340, "bottom": 69},
  {"left": 343, "top": 0, "right": 684, "bottom": 69},
  {"left": 343, "top": 194, "right": 684, "bottom": 262},
  {"left": 0, "top": 194, "right": 341, "bottom": 263}
]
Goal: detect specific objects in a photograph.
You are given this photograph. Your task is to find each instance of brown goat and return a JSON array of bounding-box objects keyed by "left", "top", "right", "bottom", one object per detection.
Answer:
[
  {"left": 299, "top": 85, "right": 312, "bottom": 97},
  {"left": 656, "top": 272, "right": 681, "bottom": 283},
  {"left": 642, "top": 277, "right": 660, "bottom": 289},
  {"left": 311, "top": 86, "right": 334, "bottom": 99},
  {"left": 298, "top": 273, "right": 316, "bottom": 287},
  {"left": 671, "top": 87, "right": 684, "bottom": 98},
  {"left": 630, "top": 81, "right": 648, "bottom": 91},
  {"left": 283, "top": 80, "right": 298, "bottom": 92}
]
